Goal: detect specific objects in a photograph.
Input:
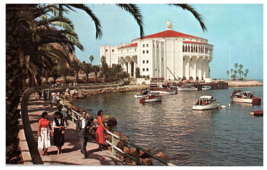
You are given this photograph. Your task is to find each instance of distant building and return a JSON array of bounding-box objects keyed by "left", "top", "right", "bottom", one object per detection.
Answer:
[{"left": 100, "top": 21, "right": 213, "bottom": 81}]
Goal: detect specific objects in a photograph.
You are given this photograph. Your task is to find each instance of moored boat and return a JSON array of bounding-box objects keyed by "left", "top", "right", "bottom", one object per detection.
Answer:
[
  {"left": 139, "top": 94, "right": 162, "bottom": 103},
  {"left": 202, "top": 85, "right": 211, "bottom": 90},
  {"left": 150, "top": 87, "right": 177, "bottom": 95},
  {"left": 230, "top": 90, "right": 261, "bottom": 104},
  {"left": 192, "top": 96, "right": 220, "bottom": 110},
  {"left": 250, "top": 110, "right": 263, "bottom": 116},
  {"left": 178, "top": 84, "right": 197, "bottom": 91}
]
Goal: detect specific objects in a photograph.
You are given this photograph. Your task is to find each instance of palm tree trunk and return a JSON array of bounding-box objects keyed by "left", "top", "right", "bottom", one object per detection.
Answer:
[
  {"left": 86, "top": 74, "right": 89, "bottom": 83},
  {"left": 76, "top": 72, "right": 78, "bottom": 83},
  {"left": 103, "top": 74, "right": 106, "bottom": 83},
  {"left": 63, "top": 75, "right": 67, "bottom": 84},
  {"left": 94, "top": 72, "right": 97, "bottom": 83}
]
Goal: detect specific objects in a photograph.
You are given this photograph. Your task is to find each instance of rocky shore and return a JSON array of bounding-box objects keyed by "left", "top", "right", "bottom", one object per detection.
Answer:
[
  {"left": 224, "top": 80, "right": 263, "bottom": 87},
  {"left": 56, "top": 84, "right": 169, "bottom": 165}
]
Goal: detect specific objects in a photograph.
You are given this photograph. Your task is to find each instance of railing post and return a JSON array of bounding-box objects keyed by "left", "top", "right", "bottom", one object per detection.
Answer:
[
  {"left": 72, "top": 111, "right": 74, "bottom": 122},
  {"left": 136, "top": 148, "right": 140, "bottom": 164},
  {"left": 112, "top": 135, "right": 115, "bottom": 156}
]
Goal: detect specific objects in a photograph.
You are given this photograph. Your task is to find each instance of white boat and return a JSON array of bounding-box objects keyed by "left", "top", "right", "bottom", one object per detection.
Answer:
[
  {"left": 139, "top": 94, "right": 162, "bottom": 103},
  {"left": 202, "top": 85, "right": 211, "bottom": 90},
  {"left": 192, "top": 96, "right": 220, "bottom": 110},
  {"left": 230, "top": 90, "right": 261, "bottom": 104},
  {"left": 134, "top": 90, "right": 160, "bottom": 98},
  {"left": 178, "top": 84, "right": 197, "bottom": 91}
]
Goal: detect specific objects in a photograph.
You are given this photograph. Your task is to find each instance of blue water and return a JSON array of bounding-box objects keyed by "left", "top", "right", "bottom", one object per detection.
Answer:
[{"left": 75, "top": 86, "right": 263, "bottom": 166}]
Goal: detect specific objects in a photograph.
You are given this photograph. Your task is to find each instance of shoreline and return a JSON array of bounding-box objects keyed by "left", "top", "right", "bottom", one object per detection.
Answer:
[{"left": 223, "top": 80, "right": 263, "bottom": 87}]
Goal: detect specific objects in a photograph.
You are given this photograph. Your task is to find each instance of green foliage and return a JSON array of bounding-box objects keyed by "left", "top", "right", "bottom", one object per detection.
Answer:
[{"left": 136, "top": 67, "right": 141, "bottom": 78}]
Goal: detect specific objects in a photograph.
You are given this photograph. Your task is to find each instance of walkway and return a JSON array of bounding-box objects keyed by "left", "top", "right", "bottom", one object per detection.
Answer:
[{"left": 24, "top": 94, "right": 123, "bottom": 165}]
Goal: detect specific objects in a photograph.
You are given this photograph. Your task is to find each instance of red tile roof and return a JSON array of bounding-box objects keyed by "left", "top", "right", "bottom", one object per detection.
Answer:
[
  {"left": 133, "top": 30, "right": 198, "bottom": 40},
  {"left": 118, "top": 43, "right": 138, "bottom": 49},
  {"left": 183, "top": 41, "right": 207, "bottom": 44}
]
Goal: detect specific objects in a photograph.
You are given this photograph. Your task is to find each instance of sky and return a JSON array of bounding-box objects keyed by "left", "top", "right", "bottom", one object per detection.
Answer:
[{"left": 64, "top": 3, "right": 263, "bottom": 80}]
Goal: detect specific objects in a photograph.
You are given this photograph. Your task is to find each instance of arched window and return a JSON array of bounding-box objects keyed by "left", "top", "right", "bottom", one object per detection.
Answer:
[
  {"left": 185, "top": 45, "right": 187, "bottom": 52},
  {"left": 183, "top": 45, "right": 184, "bottom": 52},
  {"left": 191, "top": 45, "right": 193, "bottom": 52}
]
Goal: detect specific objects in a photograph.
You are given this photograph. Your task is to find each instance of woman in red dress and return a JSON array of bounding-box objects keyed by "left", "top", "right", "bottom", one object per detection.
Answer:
[{"left": 95, "top": 110, "right": 108, "bottom": 150}]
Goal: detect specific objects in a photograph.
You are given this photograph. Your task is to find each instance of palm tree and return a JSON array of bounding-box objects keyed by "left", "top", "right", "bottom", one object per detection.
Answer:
[
  {"left": 226, "top": 70, "right": 229, "bottom": 79},
  {"left": 245, "top": 69, "right": 249, "bottom": 74},
  {"left": 230, "top": 68, "right": 233, "bottom": 78},
  {"left": 238, "top": 69, "right": 242, "bottom": 79},
  {"left": 234, "top": 70, "right": 237, "bottom": 78},
  {"left": 92, "top": 65, "right": 100, "bottom": 83},
  {"left": 58, "top": 64, "right": 70, "bottom": 85},
  {"left": 71, "top": 60, "right": 81, "bottom": 83},
  {"left": 101, "top": 56, "right": 109, "bottom": 83},
  {"left": 244, "top": 73, "right": 247, "bottom": 79},
  {"left": 82, "top": 62, "right": 93, "bottom": 83},
  {"left": 234, "top": 63, "right": 238, "bottom": 69},
  {"left": 6, "top": 4, "right": 84, "bottom": 163},
  {"left": 89, "top": 55, "right": 94, "bottom": 64},
  {"left": 239, "top": 64, "right": 243, "bottom": 70}
]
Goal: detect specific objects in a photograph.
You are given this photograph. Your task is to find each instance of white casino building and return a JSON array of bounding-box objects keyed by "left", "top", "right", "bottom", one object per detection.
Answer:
[{"left": 100, "top": 21, "right": 213, "bottom": 81}]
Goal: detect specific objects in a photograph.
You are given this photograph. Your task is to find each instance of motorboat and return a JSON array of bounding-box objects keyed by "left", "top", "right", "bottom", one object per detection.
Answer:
[
  {"left": 139, "top": 94, "right": 162, "bottom": 103},
  {"left": 150, "top": 87, "right": 177, "bottom": 95},
  {"left": 250, "top": 110, "right": 263, "bottom": 116},
  {"left": 134, "top": 89, "right": 150, "bottom": 98},
  {"left": 202, "top": 85, "right": 211, "bottom": 90},
  {"left": 230, "top": 90, "right": 261, "bottom": 104},
  {"left": 178, "top": 84, "right": 197, "bottom": 91},
  {"left": 192, "top": 96, "right": 220, "bottom": 110}
]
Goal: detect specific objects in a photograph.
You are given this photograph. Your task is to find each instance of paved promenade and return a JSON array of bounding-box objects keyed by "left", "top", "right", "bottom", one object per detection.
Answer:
[{"left": 23, "top": 94, "right": 123, "bottom": 165}]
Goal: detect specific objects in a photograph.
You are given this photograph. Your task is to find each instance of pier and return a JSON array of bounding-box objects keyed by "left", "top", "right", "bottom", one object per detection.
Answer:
[{"left": 194, "top": 81, "right": 229, "bottom": 90}]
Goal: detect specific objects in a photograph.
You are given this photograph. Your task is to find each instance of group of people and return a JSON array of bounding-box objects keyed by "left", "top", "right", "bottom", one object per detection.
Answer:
[{"left": 37, "top": 104, "right": 107, "bottom": 158}]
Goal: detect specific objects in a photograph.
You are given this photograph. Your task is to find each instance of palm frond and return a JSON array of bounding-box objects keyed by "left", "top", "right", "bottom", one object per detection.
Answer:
[
  {"left": 116, "top": 4, "right": 144, "bottom": 38},
  {"left": 169, "top": 4, "right": 207, "bottom": 32}
]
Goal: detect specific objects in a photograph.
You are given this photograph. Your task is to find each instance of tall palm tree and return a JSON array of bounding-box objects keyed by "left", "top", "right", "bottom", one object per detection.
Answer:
[
  {"left": 230, "top": 68, "right": 233, "bottom": 78},
  {"left": 226, "top": 70, "right": 229, "bottom": 79},
  {"left": 92, "top": 65, "right": 100, "bottom": 83},
  {"left": 239, "top": 64, "right": 243, "bottom": 70},
  {"left": 82, "top": 62, "right": 93, "bottom": 83},
  {"left": 71, "top": 60, "right": 81, "bottom": 83},
  {"left": 245, "top": 69, "right": 249, "bottom": 74},
  {"left": 238, "top": 69, "right": 242, "bottom": 79},
  {"left": 6, "top": 4, "right": 83, "bottom": 163},
  {"left": 234, "top": 63, "right": 238, "bottom": 69},
  {"left": 89, "top": 55, "right": 94, "bottom": 64}
]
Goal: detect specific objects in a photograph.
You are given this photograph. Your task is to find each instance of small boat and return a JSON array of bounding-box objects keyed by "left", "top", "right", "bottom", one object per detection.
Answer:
[
  {"left": 150, "top": 87, "right": 177, "bottom": 95},
  {"left": 202, "top": 85, "right": 211, "bottom": 90},
  {"left": 139, "top": 94, "right": 162, "bottom": 103},
  {"left": 192, "top": 96, "right": 220, "bottom": 110},
  {"left": 250, "top": 110, "right": 263, "bottom": 116},
  {"left": 134, "top": 89, "right": 151, "bottom": 98},
  {"left": 178, "top": 84, "right": 197, "bottom": 91},
  {"left": 230, "top": 90, "right": 261, "bottom": 104}
]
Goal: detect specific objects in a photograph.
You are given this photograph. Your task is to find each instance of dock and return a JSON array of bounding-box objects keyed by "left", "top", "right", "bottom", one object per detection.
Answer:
[{"left": 194, "top": 81, "right": 229, "bottom": 90}]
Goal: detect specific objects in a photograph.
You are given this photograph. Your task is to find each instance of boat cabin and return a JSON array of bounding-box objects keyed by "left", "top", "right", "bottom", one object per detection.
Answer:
[{"left": 195, "top": 96, "right": 215, "bottom": 105}]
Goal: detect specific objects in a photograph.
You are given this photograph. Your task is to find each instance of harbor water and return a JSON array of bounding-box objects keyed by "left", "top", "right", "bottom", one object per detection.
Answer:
[{"left": 74, "top": 86, "right": 263, "bottom": 166}]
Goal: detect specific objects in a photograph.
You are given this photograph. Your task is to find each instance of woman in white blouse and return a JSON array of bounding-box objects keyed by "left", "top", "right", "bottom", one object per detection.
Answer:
[{"left": 53, "top": 112, "right": 66, "bottom": 154}]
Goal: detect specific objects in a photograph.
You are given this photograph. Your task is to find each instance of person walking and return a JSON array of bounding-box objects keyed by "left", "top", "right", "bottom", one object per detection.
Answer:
[
  {"left": 76, "top": 111, "right": 91, "bottom": 158},
  {"left": 50, "top": 92, "right": 57, "bottom": 107},
  {"left": 37, "top": 112, "right": 53, "bottom": 156},
  {"left": 53, "top": 112, "right": 66, "bottom": 154},
  {"left": 95, "top": 110, "right": 108, "bottom": 151},
  {"left": 56, "top": 104, "right": 68, "bottom": 126}
]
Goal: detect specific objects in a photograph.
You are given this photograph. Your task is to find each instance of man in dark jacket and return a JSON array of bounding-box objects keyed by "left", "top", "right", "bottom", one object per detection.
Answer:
[{"left": 76, "top": 111, "right": 91, "bottom": 158}]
